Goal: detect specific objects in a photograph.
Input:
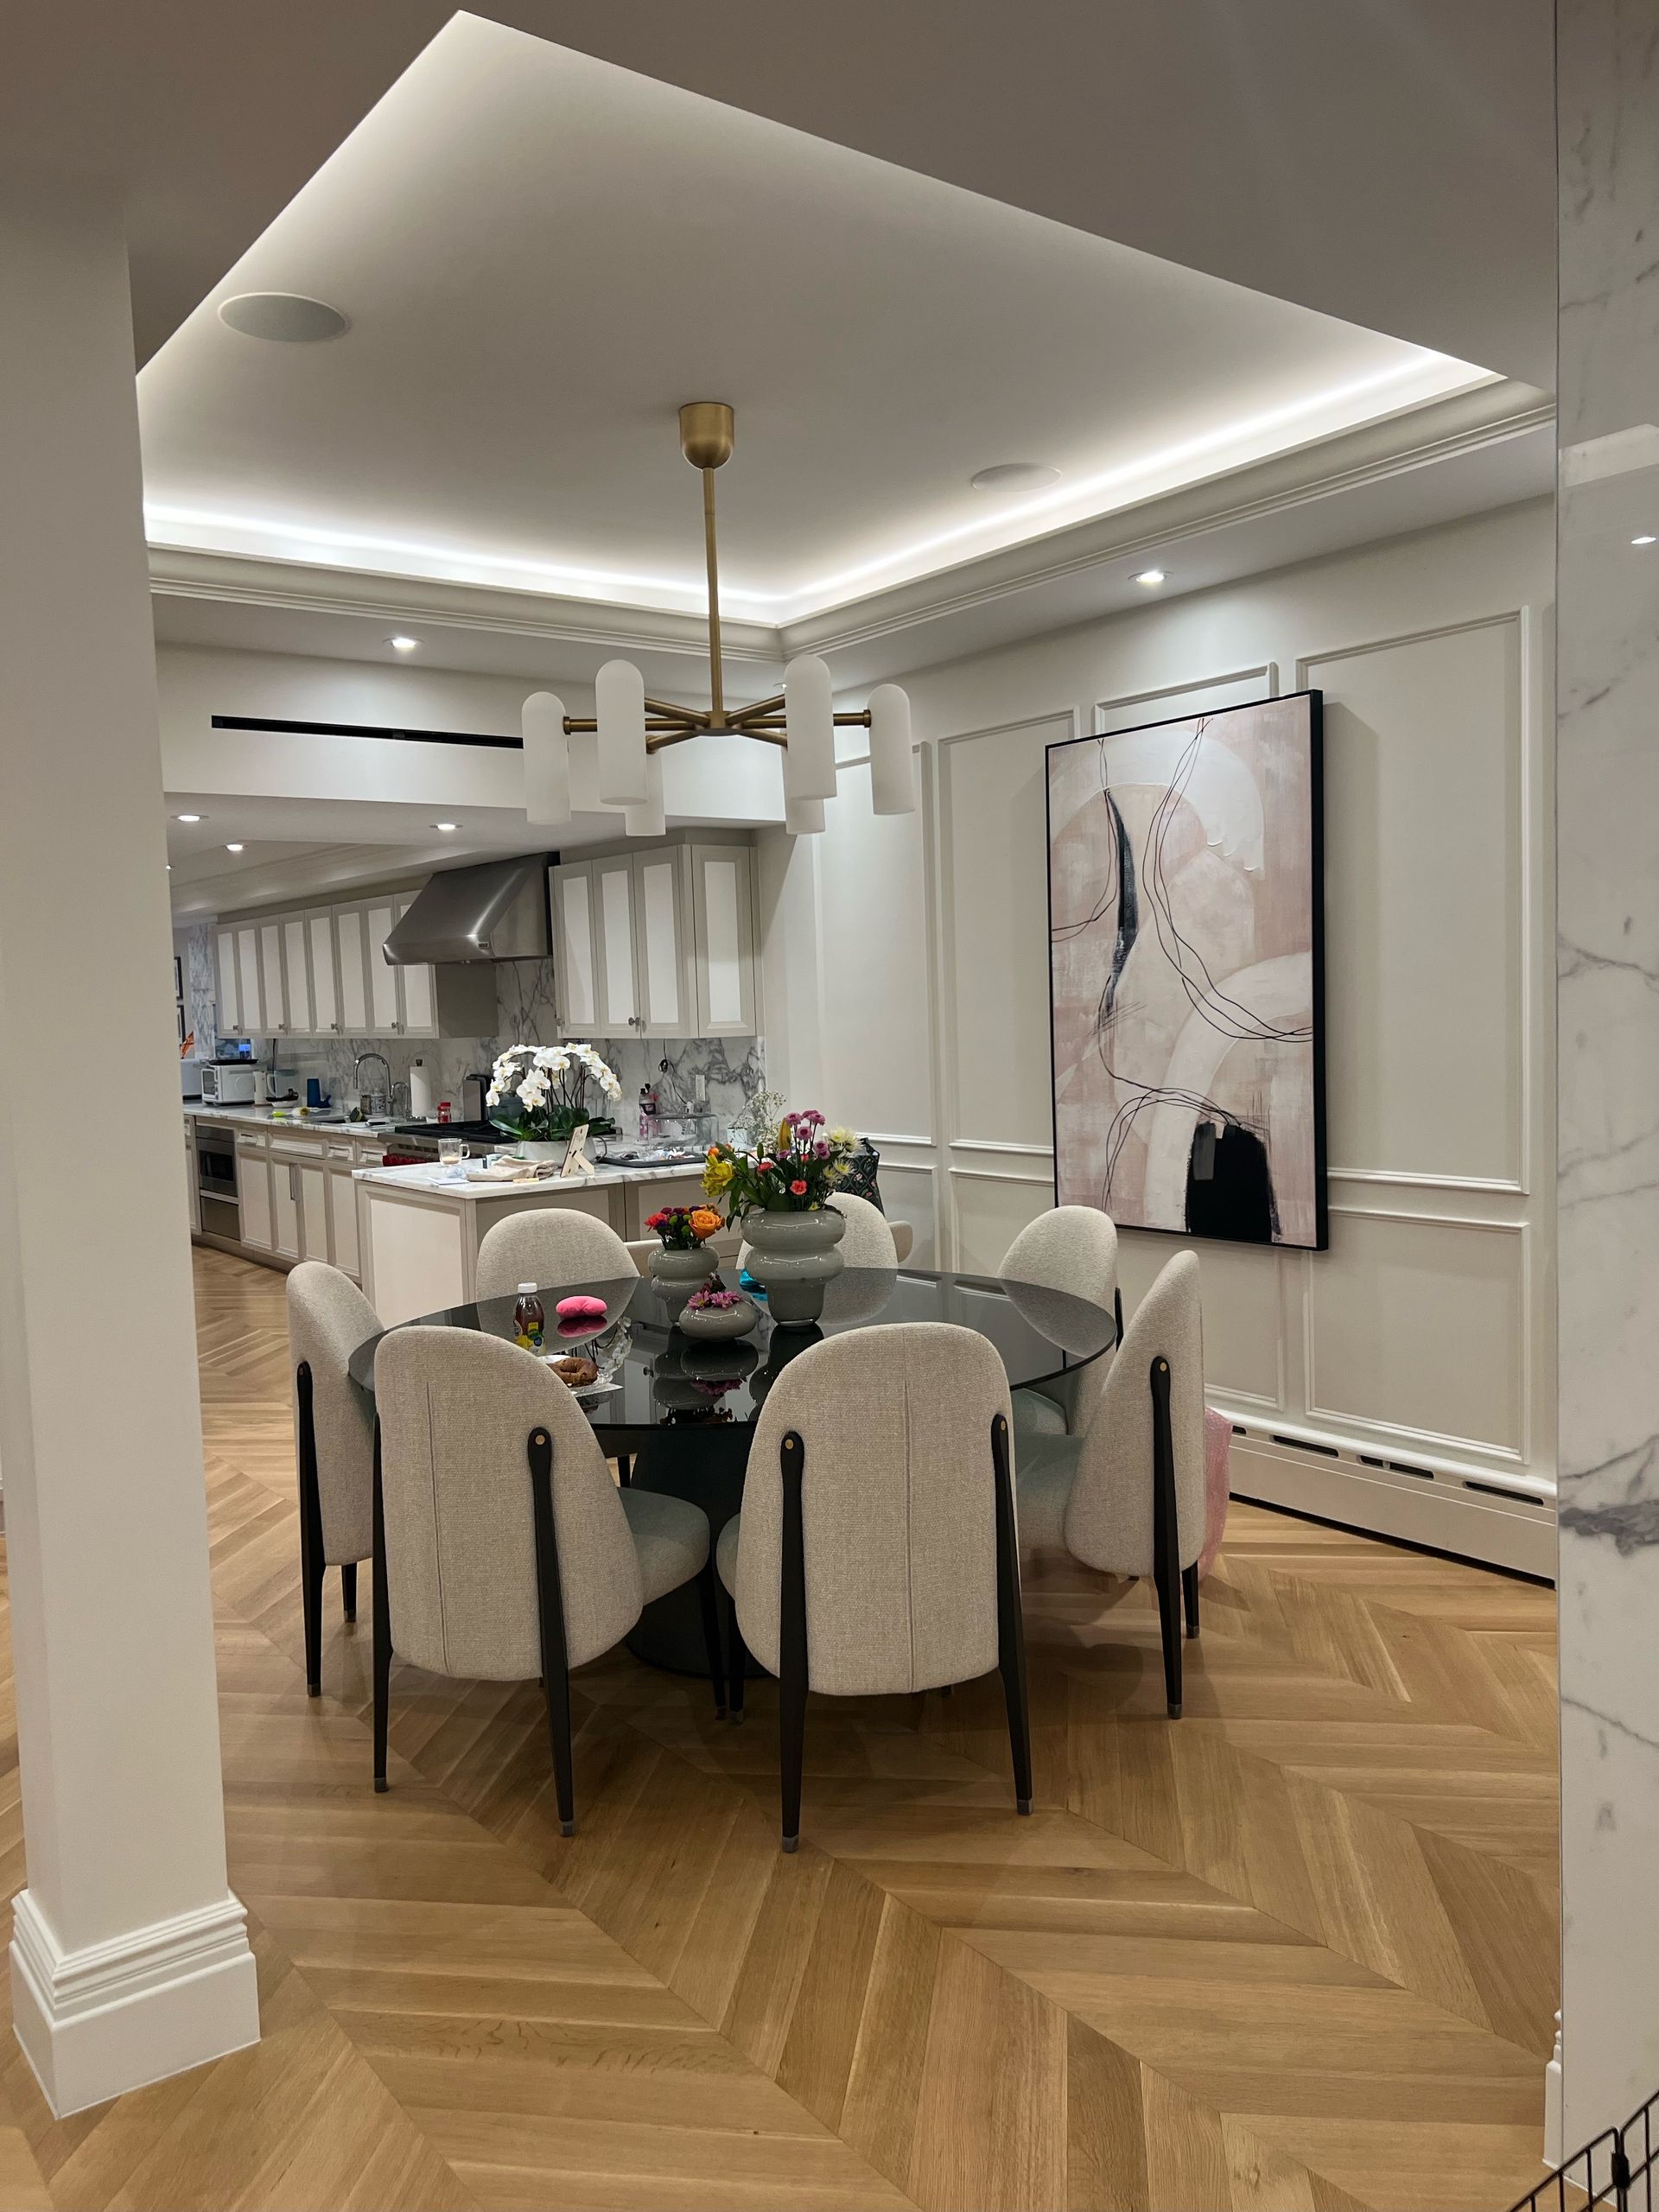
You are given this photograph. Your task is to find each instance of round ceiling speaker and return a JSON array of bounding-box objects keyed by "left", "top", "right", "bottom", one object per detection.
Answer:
[
  {"left": 217, "top": 292, "right": 351, "bottom": 342},
  {"left": 969, "top": 461, "right": 1061, "bottom": 493}
]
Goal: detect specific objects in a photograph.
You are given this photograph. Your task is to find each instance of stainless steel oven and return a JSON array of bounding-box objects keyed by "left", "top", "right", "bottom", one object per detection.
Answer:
[{"left": 195, "top": 1128, "right": 238, "bottom": 1205}]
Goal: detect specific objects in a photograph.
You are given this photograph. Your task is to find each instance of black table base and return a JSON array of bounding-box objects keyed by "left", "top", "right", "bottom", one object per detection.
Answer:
[{"left": 622, "top": 1427, "right": 767, "bottom": 1680}]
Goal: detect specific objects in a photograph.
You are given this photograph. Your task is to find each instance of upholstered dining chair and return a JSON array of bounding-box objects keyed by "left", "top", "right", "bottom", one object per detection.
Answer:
[
  {"left": 999, "top": 1205, "right": 1122, "bottom": 1444},
  {"left": 715, "top": 1323, "right": 1032, "bottom": 1852},
  {"left": 371, "top": 1326, "right": 722, "bottom": 1832},
  {"left": 1014, "top": 1250, "right": 1205, "bottom": 1718},
  {"left": 474, "top": 1208, "right": 639, "bottom": 1304},
  {"left": 288, "top": 1261, "right": 381, "bottom": 1696}
]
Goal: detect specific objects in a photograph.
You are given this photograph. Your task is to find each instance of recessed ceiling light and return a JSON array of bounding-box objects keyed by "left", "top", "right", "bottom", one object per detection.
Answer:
[
  {"left": 225, "top": 842, "right": 245, "bottom": 854},
  {"left": 1634, "top": 533, "right": 1656, "bottom": 546},
  {"left": 1132, "top": 567, "right": 1167, "bottom": 586},
  {"left": 387, "top": 635, "right": 420, "bottom": 652},
  {"left": 433, "top": 822, "right": 460, "bottom": 832},
  {"left": 218, "top": 292, "right": 350, "bottom": 343},
  {"left": 175, "top": 812, "right": 203, "bottom": 823},
  {"left": 969, "top": 461, "right": 1061, "bottom": 493}
]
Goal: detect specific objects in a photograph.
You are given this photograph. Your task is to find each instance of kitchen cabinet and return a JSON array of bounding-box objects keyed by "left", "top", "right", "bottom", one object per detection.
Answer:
[
  {"left": 690, "top": 842, "right": 758, "bottom": 1036},
  {"left": 259, "top": 921, "right": 287, "bottom": 1034},
  {"left": 234, "top": 924, "right": 263, "bottom": 1037},
  {"left": 215, "top": 928, "right": 240, "bottom": 1035},
  {"left": 236, "top": 1133, "right": 273, "bottom": 1251},
  {"left": 550, "top": 861, "right": 598, "bottom": 1031},
  {"left": 592, "top": 856, "right": 640, "bottom": 1033},
  {"left": 186, "top": 1124, "right": 201, "bottom": 1235},
  {"left": 306, "top": 908, "right": 340, "bottom": 1034},
  {"left": 283, "top": 918, "right": 312, "bottom": 1033},
  {"left": 335, "top": 905, "right": 369, "bottom": 1032},
  {"left": 393, "top": 898, "right": 437, "bottom": 1034},
  {"left": 271, "top": 1141, "right": 329, "bottom": 1262},
  {"left": 632, "top": 848, "right": 696, "bottom": 1037}
]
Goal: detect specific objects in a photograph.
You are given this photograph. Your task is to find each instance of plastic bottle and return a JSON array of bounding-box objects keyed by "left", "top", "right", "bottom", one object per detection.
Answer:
[{"left": 513, "top": 1282, "right": 545, "bottom": 1351}]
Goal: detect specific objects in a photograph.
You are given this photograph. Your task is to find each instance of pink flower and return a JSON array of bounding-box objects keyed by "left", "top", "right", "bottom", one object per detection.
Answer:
[{"left": 790, "top": 1178, "right": 808, "bottom": 1196}]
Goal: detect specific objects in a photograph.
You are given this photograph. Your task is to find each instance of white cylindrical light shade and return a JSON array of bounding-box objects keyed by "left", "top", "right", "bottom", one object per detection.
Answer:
[
  {"left": 522, "top": 691, "right": 571, "bottom": 829},
  {"left": 783, "top": 654, "right": 836, "bottom": 801},
  {"left": 785, "top": 790, "right": 825, "bottom": 836},
  {"left": 596, "top": 658, "right": 649, "bottom": 804},
  {"left": 623, "top": 747, "right": 665, "bottom": 838},
  {"left": 868, "top": 683, "right": 917, "bottom": 815},
  {"left": 568, "top": 729, "right": 620, "bottom": 814}
]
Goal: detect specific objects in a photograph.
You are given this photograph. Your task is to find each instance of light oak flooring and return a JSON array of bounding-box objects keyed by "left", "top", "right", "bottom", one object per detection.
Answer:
[{"left": 0, "top": 1246, "right": 1560, "bottom": 2210}]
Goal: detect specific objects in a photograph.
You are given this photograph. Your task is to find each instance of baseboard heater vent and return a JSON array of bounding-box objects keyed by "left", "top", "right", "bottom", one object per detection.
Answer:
[
  {"left": 1464, "top": 1479, "right": 1548, "bottom": 1508},
  {"left": 1358, "top": 1454, "right": 1435, "bottom": 1481},
  {"left": 212, "top": 713, "right": 521, "bottom": 751},
  {"left": 1230, "top": 1421, "right": 1549, "bottom": 1519},
  {"left": 1271, "top": 1433, "right": 1339, "bottom": 1457}
]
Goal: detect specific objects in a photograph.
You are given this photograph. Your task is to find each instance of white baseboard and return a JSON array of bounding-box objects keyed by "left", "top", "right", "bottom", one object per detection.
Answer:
[
  {"left": 10, "top": 1888, "right": 259, "bottom": 2116},
  {"left": 1544, "top": 2016, "right": 1564, "bottom": 2167},
  {"left": 1225, "top": 1428, "right": 1556, "bottom": 1579}
]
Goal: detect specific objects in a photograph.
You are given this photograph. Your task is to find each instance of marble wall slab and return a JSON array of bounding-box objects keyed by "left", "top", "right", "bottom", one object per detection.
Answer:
[{"left": 1555, "top": 0, "right": 1659, "bottom": 2149}]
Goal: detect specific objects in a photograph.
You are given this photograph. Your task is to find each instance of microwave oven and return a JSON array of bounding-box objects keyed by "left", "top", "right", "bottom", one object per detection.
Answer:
[{"left": 200, "top": 1063, "right": 259, "bottom": 1103}]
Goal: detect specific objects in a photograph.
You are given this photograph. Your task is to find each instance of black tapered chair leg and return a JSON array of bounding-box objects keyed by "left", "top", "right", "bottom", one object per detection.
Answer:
[
  {"left": 527, "top": 1425, "right": 578, "bottom": 1835},
  {"left": 296, "top": 1363, "right": 325, "bottom": 1696},
  {"left": 371, "top": 1423, "right": 391, "bottom": 1789},
  {"left": 696, "top": 1560, "right": 727, "bottom": 1719},
  {"left": 725, "top": 1591, "right": 748, "bottom": 1722},
  {"left": 779, "top": 1433, "right": 809, "bottom": 1850},
  {"left": 1182, "top": 1563, "right": 1199, "bottom": 1639},
  {"left": 991, "top": 1414, "right": 1033, "bottom": 1814},
  {"left": 340, "top": 1561, "right": 358, "bottom": 1624},
  {"left": 615, "top": 1453, "right": 632, "bottom": 1488},
  {"left": 1150, "top": 1357, "right": 1183, "bottom": 1718}
]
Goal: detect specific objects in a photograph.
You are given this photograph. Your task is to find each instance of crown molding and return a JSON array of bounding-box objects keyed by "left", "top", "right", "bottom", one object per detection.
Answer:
[
  {"left": 148, "top": 379, "right": 1552, "bottom": 675},
  {"left": 146, "top": 546, "right": 781, "bottom": 667},
  {"left": 778, "top": 379, "right": 1554, "bottom": 657}
]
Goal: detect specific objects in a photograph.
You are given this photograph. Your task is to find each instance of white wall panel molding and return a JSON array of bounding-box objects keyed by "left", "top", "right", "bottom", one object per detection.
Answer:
[
  {"left": 1305, "top": 1205, "right": 1531, "bottom": 1464},
  {"left": 950, "top": 1138, "right": 1055, "bottom": 1160},
  {"left": 1328, "top": 1166, "right": 1528, "bottom": 1200},
  {"left": 1096, "top": 662, "right": 1279, "bottom": 731}
]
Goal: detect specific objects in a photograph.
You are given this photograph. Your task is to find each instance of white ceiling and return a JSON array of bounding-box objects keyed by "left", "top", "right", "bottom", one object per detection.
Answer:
[
  {"left": 138, "top": 16, "right": 1492, "bottom": 630},
  {"left": 8, "top": 3, "right": 1554, "bottom": 385}
]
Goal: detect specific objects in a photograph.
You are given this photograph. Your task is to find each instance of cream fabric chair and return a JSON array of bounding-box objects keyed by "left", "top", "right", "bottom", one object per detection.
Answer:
[
  {"left": 371, "top": 1326, "right": 721, "bottom": 1830},
  {"left": 999, "top": 1205, "right": 1121, "bottom": 1444},
  {"left": 715, "top": 1323, "right": 1031, "bottom": 1851},
  {"left": 474, "top": 1208, "right": 639, "bottom": 1303},
  {"left": 1014, "top": 1251, "right": 1205, "bottom": 1717},
  {"left": 288, "top": 1262, "right": 381, "bottom": 1695}
]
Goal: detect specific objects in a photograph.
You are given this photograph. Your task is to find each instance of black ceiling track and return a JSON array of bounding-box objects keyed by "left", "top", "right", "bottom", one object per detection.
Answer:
[{"left": 212, "top": 714, "right": 522, "bottom": 751}]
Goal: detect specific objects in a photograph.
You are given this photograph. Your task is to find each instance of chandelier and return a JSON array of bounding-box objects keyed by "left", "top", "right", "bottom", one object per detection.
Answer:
[{"left": 522, "top": 403, "right": 916, "bottom": 838}]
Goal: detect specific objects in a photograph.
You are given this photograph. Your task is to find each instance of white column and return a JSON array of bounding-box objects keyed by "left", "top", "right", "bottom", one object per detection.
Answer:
[
  {"left": 1555, "top": 0, "right": 1659, "bottom": 2152},
  {"left": 0, "top": 187, "right": 257, "bottom": 2114}
]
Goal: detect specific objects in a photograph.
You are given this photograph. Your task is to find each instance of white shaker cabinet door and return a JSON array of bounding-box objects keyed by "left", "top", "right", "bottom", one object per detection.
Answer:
[
  {"left": 327, "top": 1154, "right": 361, "bottom": 1281},
  {"left": 394, "top": 899, "right": 436, "bottom": 1034},
  {"left": 236, "top": 1137, "right": 273, "bottom": 1251},
  {"left": 550, "top": 863, "right": 598, "bottom": 1033},
  {"left": 592, "top": 857, "right": 639, "bottom": 1035},
  {"left": 235, "top": 925, "right": 263, "bottom": 1037},
  {"left": 335, "top": 905, "right": 369, "bottom": 1033},
  {"left": 364, "top": 902, "right": 400, "bottom": 1032},
  {"left": 691, "top": 844, "right": 757, "bottom": 1036},
  {"left": 632, "top": 848, "right": 696, "bottom": 1039},
  {"left": 283, "top": 918, "right": 312, "bottom": 1034},
  {"left": 259, "top": 922, "right": 288, "bottom": 1034},
  {"left": 215, "top": 927, "right": 240, "bottom": 1034},
  {"left": 308, "top": 910, "right": 340, "bottom": 1034}
]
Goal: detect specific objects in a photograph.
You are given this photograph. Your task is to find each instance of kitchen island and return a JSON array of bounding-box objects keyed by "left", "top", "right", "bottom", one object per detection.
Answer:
[{"left": 353, "top": 1158, "right": 715, "bottom": 1322}]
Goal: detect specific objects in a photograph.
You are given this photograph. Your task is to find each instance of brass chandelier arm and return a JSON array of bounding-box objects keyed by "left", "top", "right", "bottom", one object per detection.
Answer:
[{"left": 702, "top": 467, "right": 724, "bottom": 722}]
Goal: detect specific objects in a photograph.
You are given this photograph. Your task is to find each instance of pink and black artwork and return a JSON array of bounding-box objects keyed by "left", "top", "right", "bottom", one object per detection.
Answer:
[{"left": 1046, "top": 692, "right": 1325, "bottom": 1249}]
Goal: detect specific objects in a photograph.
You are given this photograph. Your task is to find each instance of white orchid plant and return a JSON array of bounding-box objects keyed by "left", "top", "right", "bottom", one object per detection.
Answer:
[{"left": 486, "top": 1042, "right": 623, "bottom": 1142}]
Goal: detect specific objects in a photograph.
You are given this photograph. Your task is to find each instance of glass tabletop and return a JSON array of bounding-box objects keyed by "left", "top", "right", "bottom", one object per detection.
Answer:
[{"left": 347, "top": 1265, "right": 1116, "bottom": 1436}]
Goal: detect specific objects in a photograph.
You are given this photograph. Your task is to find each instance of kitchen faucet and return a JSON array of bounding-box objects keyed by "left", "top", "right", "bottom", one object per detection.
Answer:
[{"left": 353, "top": 1049, "right": 393, "bottom": 1121}]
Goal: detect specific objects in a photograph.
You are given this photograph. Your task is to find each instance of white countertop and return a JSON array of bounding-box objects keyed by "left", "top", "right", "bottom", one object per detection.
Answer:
[
  {"left": 353, "top": 1159, "right": 709, "bottom": 1204},
  {"left": 185, "top": 1104, "right": 398, "bottom": 1143}
]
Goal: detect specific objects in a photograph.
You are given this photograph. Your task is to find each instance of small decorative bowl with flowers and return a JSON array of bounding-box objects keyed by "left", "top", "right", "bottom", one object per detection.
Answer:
[{"left": 676, "top": 1284, "right": 760, "bottom": 1343}]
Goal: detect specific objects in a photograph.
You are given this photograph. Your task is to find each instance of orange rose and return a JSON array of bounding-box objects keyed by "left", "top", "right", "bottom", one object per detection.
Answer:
[{"left": 690, "top": 1206, "right": 722, "bottom": 1240}]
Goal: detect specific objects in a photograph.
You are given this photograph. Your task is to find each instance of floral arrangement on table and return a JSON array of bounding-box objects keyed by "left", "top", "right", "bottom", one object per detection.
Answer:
[
  {"left": 486, "top": 1042, "right": 621, "bottom": 1142},
  {"left": 645, "top": 1204, "right": 724, "bottom": 1251},
  {"left": 684, "top": 1286, "right": 744, "bottom": 1313},
  {"left": 703, "top": 1109, "right": 858, "bottom": 1217}
]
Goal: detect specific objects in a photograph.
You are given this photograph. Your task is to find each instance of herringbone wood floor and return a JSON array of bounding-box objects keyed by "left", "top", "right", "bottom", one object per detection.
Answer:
[{"left": 0, "top": 1247, "right": 1559, "bottom": 2210}]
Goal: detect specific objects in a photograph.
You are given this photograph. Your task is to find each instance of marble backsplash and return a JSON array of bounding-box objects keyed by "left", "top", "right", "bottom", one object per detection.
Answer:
[{"left": 181, "top": 931, "right": 766, "bottom": 1130}]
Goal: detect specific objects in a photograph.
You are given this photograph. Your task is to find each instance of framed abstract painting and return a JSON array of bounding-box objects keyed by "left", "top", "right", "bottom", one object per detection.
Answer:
[{"left": 1046, "top": 690, "right": 1326, "bottom": 1250}]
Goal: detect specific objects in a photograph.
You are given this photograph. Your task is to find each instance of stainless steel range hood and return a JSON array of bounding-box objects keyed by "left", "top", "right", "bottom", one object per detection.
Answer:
[{"left": 383, "top": 856, "right": 550, "bottom": 964}]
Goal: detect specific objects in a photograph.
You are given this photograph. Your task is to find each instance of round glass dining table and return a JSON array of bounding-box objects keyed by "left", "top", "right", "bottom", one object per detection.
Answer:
[{"left": 348, "top": 1264, "right": 1116, "bottom": 1675}]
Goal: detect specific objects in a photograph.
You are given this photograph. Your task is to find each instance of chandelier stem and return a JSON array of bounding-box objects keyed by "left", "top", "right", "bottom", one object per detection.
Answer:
[{"left": 701, "top": 466, "right": 725, "bottom": 724}]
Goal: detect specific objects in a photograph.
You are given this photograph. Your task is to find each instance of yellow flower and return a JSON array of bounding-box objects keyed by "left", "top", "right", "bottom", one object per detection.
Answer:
[
  {"left": 776, "top": 1117, "right": 791, "bottom": 1154},
  {"left": 703, "top": 1158, "right": 735, "bottom": 1197}
]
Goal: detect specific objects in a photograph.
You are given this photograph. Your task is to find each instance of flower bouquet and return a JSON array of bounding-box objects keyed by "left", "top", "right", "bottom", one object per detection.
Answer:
[
  {"left": 644, "top": 1204, "right": 724, "bottom": 1250},
  {"left": 677, "top": 1284, "right": 758, "bottom": 1343},
  {"left": 486, "top": 1043, "right": 621, "bottom": 1156},
  {"left": 703, "top": 1109, "right": 859, "bottom": 1326},
  {"left": 641, "top": 1202, "right": 721, "bottom": 1306}
]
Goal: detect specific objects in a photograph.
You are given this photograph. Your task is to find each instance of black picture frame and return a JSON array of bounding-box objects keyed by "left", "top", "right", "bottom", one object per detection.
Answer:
[{"left": 1043, "top": 688, "right": 1327, "bottom": 1253}]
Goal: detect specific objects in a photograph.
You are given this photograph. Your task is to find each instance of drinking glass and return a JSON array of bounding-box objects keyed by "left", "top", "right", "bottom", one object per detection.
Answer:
[{"left": 438, "top": 1138, "right": 471, "bottom": 1177}]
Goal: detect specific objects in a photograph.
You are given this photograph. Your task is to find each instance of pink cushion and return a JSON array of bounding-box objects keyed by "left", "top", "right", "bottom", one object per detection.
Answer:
[{"left": 1198, "top": 1407, "right": 1232, "bottom": 1580}]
